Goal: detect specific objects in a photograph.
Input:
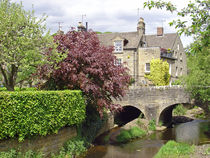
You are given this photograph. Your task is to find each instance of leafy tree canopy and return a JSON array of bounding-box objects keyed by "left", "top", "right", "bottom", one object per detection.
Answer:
[
  {"left": 0, "top": 0, "right": 61, "bottom": 91},
  {"left": 144, "top": 0, "right": 210, "bottom": 103},
  {"left": 37, "top": 31, "right": 131, "bottom": 116}
]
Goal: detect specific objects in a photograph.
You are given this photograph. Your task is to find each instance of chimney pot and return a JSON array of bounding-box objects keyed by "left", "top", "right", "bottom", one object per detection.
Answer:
[{"left": 157, "top": 27, "right": 164, "bottom": 36}]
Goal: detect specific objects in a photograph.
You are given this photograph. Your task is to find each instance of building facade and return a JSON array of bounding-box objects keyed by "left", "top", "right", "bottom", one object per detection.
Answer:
[{"left": 98, "top": 18, "right": 187, "bottom": 86}]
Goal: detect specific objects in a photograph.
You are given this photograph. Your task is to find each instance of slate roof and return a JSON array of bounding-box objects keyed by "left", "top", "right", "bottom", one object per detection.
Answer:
[
  {"left": 98, "top": 32, "right": 141, "bottom": 49},
  {"left": 98, "top": 32, "right": 178, "bottom": 49},
  {"left": 145, "top": 33, "right": 178, "bottom": 49}
]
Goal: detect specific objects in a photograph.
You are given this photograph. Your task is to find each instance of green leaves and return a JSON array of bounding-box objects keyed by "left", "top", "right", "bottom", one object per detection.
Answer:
[
  {"left": 145, "top": 59, "right": 170, "bottom": 86},
  {"left": 0, "top": 90, "right": 86, "bottom": 141}
]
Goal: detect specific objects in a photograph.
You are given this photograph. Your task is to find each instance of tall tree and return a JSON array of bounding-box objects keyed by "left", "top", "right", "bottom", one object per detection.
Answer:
[
  {"left": 37, "top": 31, "right": 131, "bottom": 116},
  {"left": 144, "top": 0, "right": 210, "bottom": 103},
  {"left": 0, "top": 0, "right": 59, "bottom": 91}
]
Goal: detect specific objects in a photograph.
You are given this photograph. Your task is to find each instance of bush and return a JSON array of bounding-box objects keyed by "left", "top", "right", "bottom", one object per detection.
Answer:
[
  {"left": 173, "top": 104, "right": 187, "bottom": 116},
  {"left": 155, "top": 140, "right": 194, "bottom": 158},
  {"left": 148, "top": 119, "right": 156, "bottom": 131},
  {"left": 0, "top": 90, "right": 86, "bottom": 141},
  {"left": 53, "top": 137, "right": 87, "bottom": 158},
  {"left": 116, "top": 126, "right": 146, "bottom": 143},
  {"left": 0, "top": 149, "right": 43, "bottom": 158},
  {"left": 116, "top": 130, "right": 132, "bottom": 143}
]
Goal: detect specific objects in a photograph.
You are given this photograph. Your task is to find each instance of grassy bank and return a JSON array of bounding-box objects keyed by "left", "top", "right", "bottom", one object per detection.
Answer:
[
  {"left": 116, "top": 126, "right": 146, "bottom": 143},
  {"left": 155, "top": 140, "right": 194, "bottom": 158}
]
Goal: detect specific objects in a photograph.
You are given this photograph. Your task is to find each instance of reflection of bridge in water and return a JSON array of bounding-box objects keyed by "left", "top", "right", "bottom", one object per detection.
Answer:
[{"left": 113, "top": 85, "right": 191, "bottom": 125}]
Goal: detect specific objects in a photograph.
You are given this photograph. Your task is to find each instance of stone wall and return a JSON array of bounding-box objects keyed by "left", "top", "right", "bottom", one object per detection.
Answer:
[
  {"left": 96, "top": 112, "right": 114, "bottom": 137},
  {"left": 0, "top": 126, "right": 77, "bottom": 157}
]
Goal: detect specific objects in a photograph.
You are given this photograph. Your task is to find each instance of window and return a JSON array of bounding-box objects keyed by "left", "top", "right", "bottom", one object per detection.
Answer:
[
  {"left": 145, "top": 63, "right": 150, "bottom": 72},
  {"left": 176, "top": 67, "right": 178, "bottom": 77},
  {"left": 114, "top": 40, "right": 123, "bottom": 52},
  {"left": 177, "top": 44, "right": 180, "bottom": 50},
  {"left": 114, "top": 58, "right": 122, "bottom": 66}
]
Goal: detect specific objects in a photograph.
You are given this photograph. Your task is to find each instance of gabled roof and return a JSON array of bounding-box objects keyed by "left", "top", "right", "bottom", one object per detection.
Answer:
[
  {"left": 98, "top": 31, "right": 178, "bottom": 50},
  {"left": 98, "top": 32, "right": 141, "bottom": 49},
  {"left": 145, "top": 33, "right": 178, "bottom": 49}
]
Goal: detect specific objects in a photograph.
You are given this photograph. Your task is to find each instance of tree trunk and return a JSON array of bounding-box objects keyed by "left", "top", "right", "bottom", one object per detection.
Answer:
[{"left": 0, "top": 64, "right": 18, "bottom": 91}]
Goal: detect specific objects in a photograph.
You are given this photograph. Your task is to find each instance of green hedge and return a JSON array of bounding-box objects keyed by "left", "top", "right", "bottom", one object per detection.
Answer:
[
  {"left": 0, "top": 90, "right": 86, "bottom": 141},
  {"left": 0, "top": 87, "right": 37, "bottom": 91}
]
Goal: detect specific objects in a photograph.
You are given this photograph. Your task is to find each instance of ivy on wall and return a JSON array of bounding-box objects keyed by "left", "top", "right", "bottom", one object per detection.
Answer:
[{"left": 145, "top": 59, "right": 170, "bottom": 86}]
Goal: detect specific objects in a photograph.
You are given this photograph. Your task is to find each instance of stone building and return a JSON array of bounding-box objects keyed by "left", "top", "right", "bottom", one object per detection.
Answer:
[{"left": 98, "top": 17, "right": 187, "bottom": 86}]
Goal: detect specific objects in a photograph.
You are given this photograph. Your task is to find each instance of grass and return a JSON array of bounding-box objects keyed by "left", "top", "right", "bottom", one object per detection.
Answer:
[
  {"left": 173, "top": 104, "right": 187, "bottom": 116},
  {"left": 148, "top": 119, "right": 156, "bottom": 131},
  {"left": 155, "top": 140, "right": 194, "bottom": 158},
  {"left": 116, "top": 126, "right": 146, "bottom": 143}
]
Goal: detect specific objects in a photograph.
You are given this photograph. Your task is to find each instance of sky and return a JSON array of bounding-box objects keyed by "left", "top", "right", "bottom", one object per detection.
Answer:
[{"left": 11, "top": 0, "right": 194, "bottom": 47}]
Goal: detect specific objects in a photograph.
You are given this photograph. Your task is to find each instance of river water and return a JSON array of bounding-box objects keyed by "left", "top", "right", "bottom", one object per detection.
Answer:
[{"left": 84, "top": 120, "right": 210, "bottom": 158}]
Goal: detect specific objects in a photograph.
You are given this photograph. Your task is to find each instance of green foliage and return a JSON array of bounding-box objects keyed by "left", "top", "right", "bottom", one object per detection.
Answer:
[
  {"left": 144, "top": 0, "right": 210, "bottom": 103},
  {"left": 0, "top": 0, "right": 63, "bottom": 91},
  {"left": 173, "top": 104, "right": 187, "bottom": 116},
  {"left": 154, "top": 140, "right": 194, "bottom": 158},
  {"left": 0, "top": 149, "right": 43, "bottom": 158},
  {"left": 53, "top": 137, "right": 87, "bottom": 158},
  {"left": 171, "top": 79, "right": 182, "bottom": 85},
  {"left": 145, "top": 59, "right": 170, "bottom": 86},
  {"left": 0, "top": 87, "right": 36, "bottom": 92},
  {"left": 204, "top": 147, "right": 210, "bottom": 155},
  {"left": 0, "top": 90, "right": 86, "bottom": 141},
  {"left": 116, "top": 126, "right": 146, "bottom": 143},
  {"left": 79, "top": 105, "right": 108, "bottom": 144},
  {"left": 148, "top": 119, "right": 156, "bottom": 131}
]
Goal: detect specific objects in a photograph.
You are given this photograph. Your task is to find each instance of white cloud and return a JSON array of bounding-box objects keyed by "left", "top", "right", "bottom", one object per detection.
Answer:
[{"left": 11, "top": 0, "right": 193, "bottom": 46}]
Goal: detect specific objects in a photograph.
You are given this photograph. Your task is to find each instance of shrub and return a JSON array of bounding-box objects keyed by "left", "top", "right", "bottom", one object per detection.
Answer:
[
  {"left": 155, "top": 140, "right": 194, "bottom": 158},
  {"left": 145, "top": 59, "right": 170, "bottom": 86},
  {"left": 173, "top": 104, "right": 187, "bottom": 116},
  {"left": 0, "top": 149, "right": 43, "bottom": 158},
  {"left": 129, "top": 126, "right": 146, "bottom": 138},
  {"left": 116, "top": 126, "right": 146, "bottom": 143},
  {"left": 0, "top": 90, "right": 86, "bottom": 141},
  {"left": 116, "top": 130, "right": 131, "bottom": 143},
  {"left": 148, "top": 119, "right": 156, "bottom": 131}
]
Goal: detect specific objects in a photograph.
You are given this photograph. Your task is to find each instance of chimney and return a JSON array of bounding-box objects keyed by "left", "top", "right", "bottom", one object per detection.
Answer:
[
  {"left": 137, "top": 17, "right": 145, "bottom": 35},
  {"left": 85, "top": 22, "right": 88, "bottom": 31},
  {"left": 157, "top": 27, "right": 164, "bottom": 36},
  {"left": 77, "top": 22, "right": 86, "bottom": 31}
]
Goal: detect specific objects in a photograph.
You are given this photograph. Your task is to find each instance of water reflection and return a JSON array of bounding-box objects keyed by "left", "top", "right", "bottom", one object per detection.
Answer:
[{"left": 85, "top": 120, "right": 210, "bottom": 158}]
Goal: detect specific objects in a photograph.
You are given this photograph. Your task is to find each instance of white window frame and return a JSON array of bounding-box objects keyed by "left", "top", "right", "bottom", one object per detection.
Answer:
[
  {"left": 114, "top": 58, "right": 123, "bottom": 66},
  {"left": 114, "top": 40, "right": 123, "bottom": 52},
  {"left": 145, "top": 63, "right": 150, "bottom": 73}
]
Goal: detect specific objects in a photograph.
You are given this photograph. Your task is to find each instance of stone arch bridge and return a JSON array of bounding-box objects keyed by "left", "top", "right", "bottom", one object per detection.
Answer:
[{"left": 113, "top": 85, "right": 191, "bottom": 125}]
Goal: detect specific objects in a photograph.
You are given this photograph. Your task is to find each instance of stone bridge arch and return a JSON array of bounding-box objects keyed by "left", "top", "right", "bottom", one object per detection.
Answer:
[
  {"left": 114, "top": 105, "right": 145, "bottom": 126},
  {"left": 113, "top": 86, "right": 192, "bottom": 125}
]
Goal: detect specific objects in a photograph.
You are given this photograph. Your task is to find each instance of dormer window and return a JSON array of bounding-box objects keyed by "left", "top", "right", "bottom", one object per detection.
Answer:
[{"left": 114, "top": 40, "right": 123, "bottom": 52}]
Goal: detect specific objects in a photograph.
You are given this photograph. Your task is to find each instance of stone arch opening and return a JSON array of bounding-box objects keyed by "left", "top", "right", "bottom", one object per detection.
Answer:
[
  {"left": 159, "top": 103, "right": 196, "bottom": 126},
  {"left": 114, "top": 105, "right": 144, "bottom": 126},
  {"left": 159, "top": 104, "right": 177, "bottom": 126}
]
